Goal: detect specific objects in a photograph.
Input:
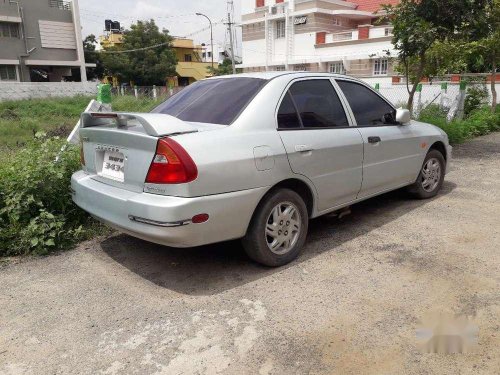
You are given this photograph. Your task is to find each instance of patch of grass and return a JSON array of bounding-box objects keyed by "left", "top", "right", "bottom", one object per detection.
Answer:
[
  {"left": 0, "top": 95, "right": 160, "bottom": 151},
  {"left": 0, "top": 96, "right": 93, "bottom": 149},
  {"left": 418, "top": 105, "right": 500, "bottom": 144},
  {"left": 112, "top": 95, "right": 162, "bottom": 112}
]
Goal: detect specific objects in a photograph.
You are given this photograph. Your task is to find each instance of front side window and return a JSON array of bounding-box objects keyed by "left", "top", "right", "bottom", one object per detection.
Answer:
[
  {"left": 337, "top": 80, "right": 396, "bottom": 126},
  {"left": 276, "top": 20, "right": 285, "bottom": 39},
  {"left": 277, "top": 80, "right": 348, "bottom": 129},
  {"left": 152, "top": 78, "right": 266, "bottom": 125},
  {"left": 373, "top": 58, "right": 388, "bottom": 75},
  {"left": 0, "top": 65, "right": 17, "bottom": 81}
]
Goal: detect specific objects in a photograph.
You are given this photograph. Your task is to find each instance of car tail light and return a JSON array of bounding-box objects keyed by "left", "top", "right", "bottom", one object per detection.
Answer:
[
  {"left": 145, "top": 138, "right": 198, "bottom": 184},
  {"left": 80, "top": 142, "right": 85, "bottom": 166}
]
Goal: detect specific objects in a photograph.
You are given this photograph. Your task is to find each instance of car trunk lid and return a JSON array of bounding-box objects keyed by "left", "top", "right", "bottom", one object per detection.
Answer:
[{"left": 79, "top": 112, "right": 221, "bottom": 193}]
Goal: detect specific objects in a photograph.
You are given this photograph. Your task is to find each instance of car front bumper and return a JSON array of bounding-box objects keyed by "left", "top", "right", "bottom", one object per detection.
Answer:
[{"left": 71, "top": 171, "right": 268, "bottom": 247}]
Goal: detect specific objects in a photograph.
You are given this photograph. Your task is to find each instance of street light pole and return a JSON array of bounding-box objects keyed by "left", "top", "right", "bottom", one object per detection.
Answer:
[{"left": 195, "top": 12, "right": 214, "bottom": 70}]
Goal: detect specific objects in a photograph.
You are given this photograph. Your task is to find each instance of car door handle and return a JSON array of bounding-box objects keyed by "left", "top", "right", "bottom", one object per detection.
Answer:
[
  {"left": 368, "top": 136, "right": 381, "bottom": 144},
  {"left": 295, "top": 144, "right": 313, "bottom": 152}
]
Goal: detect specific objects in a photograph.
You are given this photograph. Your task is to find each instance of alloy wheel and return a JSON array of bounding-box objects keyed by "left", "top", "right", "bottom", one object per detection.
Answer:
[
  {"left": 421, "top": 157, "right": 441, "bottom": 192},
  {"left": 265, "top": 202, "right": 301, "bottom": 255}
]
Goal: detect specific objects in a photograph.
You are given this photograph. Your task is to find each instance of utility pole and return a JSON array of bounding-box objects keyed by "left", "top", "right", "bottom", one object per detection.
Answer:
[{"left": 227, "top": 12, "right": 236, "bottom": 74}]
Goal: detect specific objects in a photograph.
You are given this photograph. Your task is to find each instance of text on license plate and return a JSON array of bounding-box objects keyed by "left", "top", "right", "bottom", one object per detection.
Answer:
[{"left": 101, "top": 150, "right": 125, "bottom": 182}]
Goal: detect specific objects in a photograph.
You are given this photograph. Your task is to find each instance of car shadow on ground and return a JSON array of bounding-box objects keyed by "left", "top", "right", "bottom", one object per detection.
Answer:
[{"left": 100, "top": 181, "right": 456, "bottom": 296}]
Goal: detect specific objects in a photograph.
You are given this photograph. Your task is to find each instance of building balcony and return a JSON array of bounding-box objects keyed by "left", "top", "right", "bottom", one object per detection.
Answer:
[
  {"left": 176, "top": 61, "right": 212, "bottom": 82},
  {"left": 320, "top": 25, "right": 393, "bottom": 45}
]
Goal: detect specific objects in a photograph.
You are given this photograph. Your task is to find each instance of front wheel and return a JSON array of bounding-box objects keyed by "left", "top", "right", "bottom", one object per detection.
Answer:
[
  {"left": 408, "top": 150, "right": 445, "bottom": 199},
  {"left": 242, "top": 188, "right": 308, "bottom": 267}
]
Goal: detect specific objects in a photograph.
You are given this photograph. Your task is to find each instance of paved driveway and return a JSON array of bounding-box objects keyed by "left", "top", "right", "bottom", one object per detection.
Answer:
[{"left": 1, "top": 133, "right": 499, "bottom": 375}]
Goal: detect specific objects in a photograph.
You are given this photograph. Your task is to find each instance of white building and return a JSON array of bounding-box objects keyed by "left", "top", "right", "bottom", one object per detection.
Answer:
[
  {"left": 201, "top": 44, "right": 227, "bottom": 65},
  {"left": 240, "top": 0, "right": 399, "bottom": 80}
]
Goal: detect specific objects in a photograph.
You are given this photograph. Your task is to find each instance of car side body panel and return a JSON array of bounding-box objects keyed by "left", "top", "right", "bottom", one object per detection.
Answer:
[{"left": 71, "top": 72, "right": 451, "bottom": 249}]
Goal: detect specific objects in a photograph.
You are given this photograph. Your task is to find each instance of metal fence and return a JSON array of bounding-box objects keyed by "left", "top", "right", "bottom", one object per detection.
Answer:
[
  {"left": 360, "top": 79, "right": 498, "bottom": 120},
  {"left": 110, "top": 86, "right": 184, "bottom": 101}
]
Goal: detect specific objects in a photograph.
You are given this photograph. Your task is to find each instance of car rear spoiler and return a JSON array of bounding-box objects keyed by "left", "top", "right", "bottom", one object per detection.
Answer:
[{"left": 80, "top": 112, "right": 199, "bottom": 137}]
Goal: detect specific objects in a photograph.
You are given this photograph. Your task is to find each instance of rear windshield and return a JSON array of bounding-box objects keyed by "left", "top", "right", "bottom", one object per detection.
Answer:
[{"left": 152, "top": 77, "right": 267, "bottom": 125}]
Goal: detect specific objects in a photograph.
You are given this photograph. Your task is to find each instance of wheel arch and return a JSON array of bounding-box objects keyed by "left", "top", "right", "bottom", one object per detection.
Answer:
[
  {"left": 270, "top": 178, "right": 315, "bottom": 217},
  {"left": 429, "top": 141, "right": 447, "bottom": 161},
  {"left": 252, "top": 178, "right": 316, "bottom": 223}
]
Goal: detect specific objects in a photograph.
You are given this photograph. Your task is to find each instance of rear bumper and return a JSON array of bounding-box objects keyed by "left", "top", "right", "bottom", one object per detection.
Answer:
[{"left": 71, "top": 171, "right": 268, "bottom": 247}]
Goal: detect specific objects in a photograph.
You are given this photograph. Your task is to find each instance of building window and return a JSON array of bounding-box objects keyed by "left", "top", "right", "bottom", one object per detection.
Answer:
[
  {"left": 184, "top": 54, "right": 192, "bottom": 62},
  {"left": 384, "top": 27, "right": 393, "bottom": 36},
  {"left": 0, "top": 22, "right": 19, "bottom": 38},
  {"left": 275, "top": 66, "right": 286, "bottom": 71},
  {"left": 275, "top": 20, "right": 285, "bottom": 39},
  {"left": 256, "top": 0, "right": 265, "bottom": 8},
  {"left": 49, "top": 0, "right": 71, "bottom": 10},
  {"left": 373, "top": 59, "right": 388, "bottom": 76},
  {"left": 329, "top": 62, "right": 345, "bottom": 74},
  {"left": 332, "top": 18, "right": 342, "bottom": 26},
  {"left": 293, "top": 64, "right": 308, "bottom": 71},
  {"left": 0, "top": 65, "right": 17, "bottom": 81}
]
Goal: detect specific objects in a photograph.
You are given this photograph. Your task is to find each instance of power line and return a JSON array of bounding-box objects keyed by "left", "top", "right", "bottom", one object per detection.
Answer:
[
  {"left": 80, "top": 8, "right": 198, "bottom": 20},
  {"left": 86, "top": 41, "right": 171, "bottom": 54},
  {"left": 84, "top": 22, "right": 225, "bottom": 54}
]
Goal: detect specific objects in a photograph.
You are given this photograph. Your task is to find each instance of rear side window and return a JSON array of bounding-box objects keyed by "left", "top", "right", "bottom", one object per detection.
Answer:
[
  {"left": 152, "top": 78, "right": 266, "bottom": 125},
  {"left": 285, "top": 80, "right": 349, "bottom": 128},
  {"left": 337, "top": 80, "right": 396, "bottom": 126},
  {"left": 277, "top": 92, "right": 301, "bottom": 129}
]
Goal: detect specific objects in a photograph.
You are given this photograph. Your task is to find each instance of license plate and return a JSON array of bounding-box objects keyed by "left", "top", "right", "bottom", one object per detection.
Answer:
[{"left": 101, "top": 150, "right": 125, "bottom": 182}]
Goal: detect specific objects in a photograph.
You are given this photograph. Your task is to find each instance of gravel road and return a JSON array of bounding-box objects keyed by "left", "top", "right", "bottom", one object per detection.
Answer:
[{"left": 1, "top": 132, "right": 499, "bottom": 375}]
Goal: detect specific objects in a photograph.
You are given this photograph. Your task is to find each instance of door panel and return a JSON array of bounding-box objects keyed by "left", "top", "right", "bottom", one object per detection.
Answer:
[
  {"left": 335, "top": 79, "right": 423, "bottom": 197},
  {"left": 279, "top": 129, "right": 364, "bottom": 211},
  {"left": 276, "top": 78, "right": 364, "bottom": 212},
  {"left": 356, "top": 125, "right": 423, "bottom": 198}
]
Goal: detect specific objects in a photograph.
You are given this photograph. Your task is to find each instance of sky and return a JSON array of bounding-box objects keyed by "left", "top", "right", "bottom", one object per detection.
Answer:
[{"left": 79, "top": 0, "right": 242, "bottom": 56}]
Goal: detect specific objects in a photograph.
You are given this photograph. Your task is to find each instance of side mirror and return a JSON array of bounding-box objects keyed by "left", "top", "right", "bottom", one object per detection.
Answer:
[{"left": 396, "top": 108, "right": 411, "bottom": 125}]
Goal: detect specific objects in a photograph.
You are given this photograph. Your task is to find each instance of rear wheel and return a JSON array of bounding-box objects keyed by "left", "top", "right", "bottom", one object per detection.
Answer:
[
  {"left": 408, "top": 150, "right": 445, "bottom": 199},
  {"left": 242, "top": 189, "right": 308, "bottom": 267}
]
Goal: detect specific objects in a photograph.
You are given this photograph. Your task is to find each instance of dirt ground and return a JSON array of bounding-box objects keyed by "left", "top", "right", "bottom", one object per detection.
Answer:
[{"left": 1, "top": 132, "right": 499, "bottom": 375}]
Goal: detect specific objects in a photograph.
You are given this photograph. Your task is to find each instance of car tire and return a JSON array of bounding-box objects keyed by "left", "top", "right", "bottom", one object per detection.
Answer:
[
  {"left": 242, "top": 188, "right": 308, "bottom": 267},
  {"left": 408, "top": 149, "right": 446, "bottom": 199}
]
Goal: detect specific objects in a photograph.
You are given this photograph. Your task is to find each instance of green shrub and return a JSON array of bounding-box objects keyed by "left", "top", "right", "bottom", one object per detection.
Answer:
[
  {"left": 0, "top": 134, "right": 100, "bottom": 256},
  {"left": 464, "top": 85, "right": 489, "bottom": 117},
  {"left": 418, "top": 105, "right": 500, "bottom": 144}
]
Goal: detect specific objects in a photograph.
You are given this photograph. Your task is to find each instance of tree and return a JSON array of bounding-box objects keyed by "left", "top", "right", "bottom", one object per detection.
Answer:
[
  {"left": 83, "top": 34, "right": 104, "bottom": 81},
  {"left": 100, "top": 20, "right": 177, "bottom": 86},
  {"left": 384, "top": 0, "right": 488, "bottom": 112},
  {"left": 207, "top": 58, "right": 240, "bottom": 76},
  {"left": 469, "top": 0, "right": 499, "bottom": 112}
]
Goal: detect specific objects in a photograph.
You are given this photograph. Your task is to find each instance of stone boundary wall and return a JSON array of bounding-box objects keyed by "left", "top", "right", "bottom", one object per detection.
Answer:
[{"left": 0, "top": 82, "right": 98, "bottom": 102}]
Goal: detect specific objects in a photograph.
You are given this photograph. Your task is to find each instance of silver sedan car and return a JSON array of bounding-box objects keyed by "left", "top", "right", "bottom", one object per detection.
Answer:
[{"left": 72, "top": 72, "right": 451, "bottom": 266}]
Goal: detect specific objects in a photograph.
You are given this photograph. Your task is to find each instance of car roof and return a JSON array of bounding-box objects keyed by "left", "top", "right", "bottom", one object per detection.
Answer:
[{"left": 207, "top": 71, "right": 350, "bottom": 81}]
